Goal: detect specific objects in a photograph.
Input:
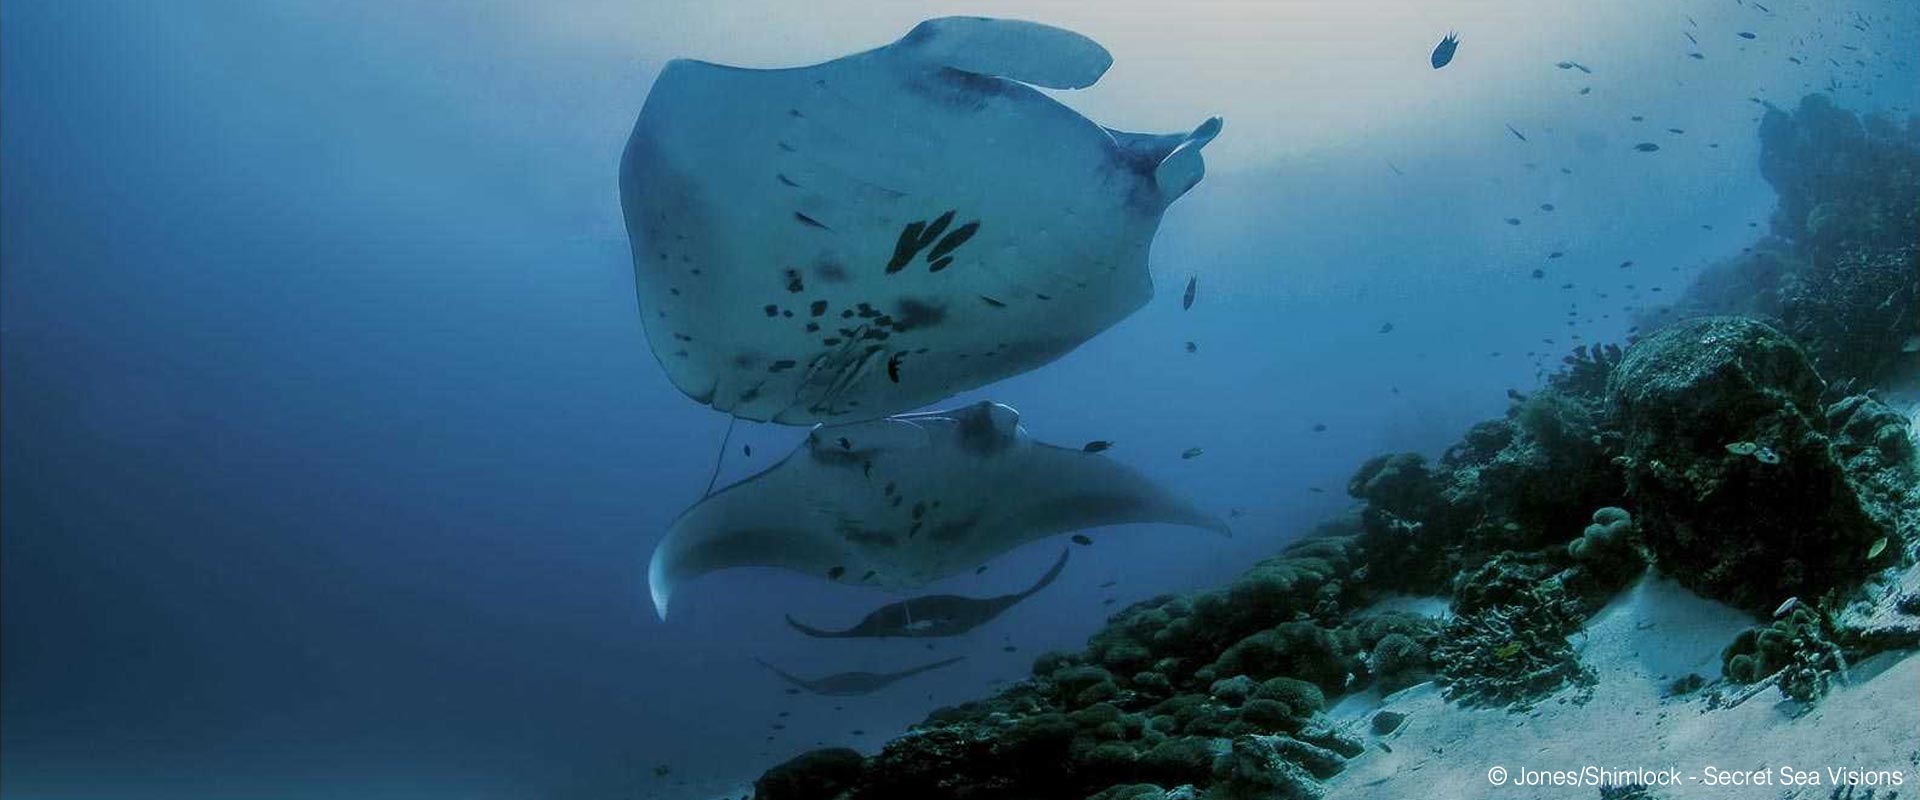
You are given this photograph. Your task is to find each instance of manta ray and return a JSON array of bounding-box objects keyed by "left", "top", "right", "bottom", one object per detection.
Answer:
[
  {"left": 753, "top": 655, "right": 966, "bottom": 697},
  {"left": 647, "top": 401, "right": 1227, "bottom": 618},
  {"left": 620, "top": 16, "right": 1222, "bottom": 425},
  {"left": 785, "top": 548, "right": 1070, "bottom": 638}
]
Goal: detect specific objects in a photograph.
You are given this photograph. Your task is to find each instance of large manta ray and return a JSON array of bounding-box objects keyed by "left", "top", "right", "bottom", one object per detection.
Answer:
[
  {"left": 647, "top": 401, "right": 1227, "bottom": 618},
  {"left": 784, "top": 548, "right": 1071, "bottom": 638},
  {"left": 620, "top": 16, "right": 1222, "bottom": 424},
  {"left": 753, "top": 656, "right": 966, "bottom": 697}
]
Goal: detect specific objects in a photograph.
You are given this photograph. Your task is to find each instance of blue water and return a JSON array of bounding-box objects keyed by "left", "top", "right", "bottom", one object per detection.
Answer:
[{"left": 3, "top": 2, "right": 1915, "bottom": 798}]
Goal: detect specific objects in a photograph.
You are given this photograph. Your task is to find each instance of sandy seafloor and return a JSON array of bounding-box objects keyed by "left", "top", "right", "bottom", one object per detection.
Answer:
[{"left": 1326, "top": 573, "right": 1920, "bottom": 800}]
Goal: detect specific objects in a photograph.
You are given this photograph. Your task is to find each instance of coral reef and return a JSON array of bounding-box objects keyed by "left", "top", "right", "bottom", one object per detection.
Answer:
[
  {"left": 754, "top": 747, "right": 865, "bottom": 800},
  {"left": 745, "top": 92, "right": 1920, "bottom": 800},
  {"left": 1656, "top": 94, "right": 1919, "bottom": 387},
  {"left": 1610, "top": 316, "right": 1909, "bottom": 612}
]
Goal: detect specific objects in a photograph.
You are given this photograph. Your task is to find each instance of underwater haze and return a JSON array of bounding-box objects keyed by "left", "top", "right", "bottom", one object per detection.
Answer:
[{"left": 3, "top": 1, "right": 1917, "bottom": 799}]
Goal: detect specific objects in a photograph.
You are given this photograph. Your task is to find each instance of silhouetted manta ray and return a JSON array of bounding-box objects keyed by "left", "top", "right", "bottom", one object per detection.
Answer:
[
  {"left": 785, "top": 548, "right": 1070, "bottom": 638},
  {"left": 753, "top": 655, "right": 966, "bottom": 696}
]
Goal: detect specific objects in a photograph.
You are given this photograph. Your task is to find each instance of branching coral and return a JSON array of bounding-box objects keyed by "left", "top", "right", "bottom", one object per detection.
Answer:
[{"left": 1434, "top": 577, "right": 1592, "bottom": 710}]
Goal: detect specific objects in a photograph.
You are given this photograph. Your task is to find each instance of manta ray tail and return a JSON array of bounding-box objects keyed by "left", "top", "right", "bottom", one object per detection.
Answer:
[
  {"left": 892, "top": 655, "right": 967, "bottom": 680},
  {"left": 783, "top": 614, "right": 854, "bottom": 639},
  {"left": 1014, "top": 548, "right": 1072, "bottom": 601},
  {"left": 700, "top": 415, "right": 738, "bottom": 499},
  {"left": 751, "top": 656, "right": 813, "bottom": 691}
]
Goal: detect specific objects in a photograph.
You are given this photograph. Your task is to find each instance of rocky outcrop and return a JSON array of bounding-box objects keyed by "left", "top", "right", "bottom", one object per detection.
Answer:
[{"left": 1609, "top": 317, "right": 1905, "bottom": 612}]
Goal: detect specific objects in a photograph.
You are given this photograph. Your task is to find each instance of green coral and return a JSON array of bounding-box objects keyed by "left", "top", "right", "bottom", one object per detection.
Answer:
[
  {"left": 1209, "top": 622, "right": 1359, "bottom": 693},
  {"left": 1721, "top": 605, "right": 1852, "bottom": 703},
  {"left": 1567, "top": 507, "right": 1645, "bottom": 593}
]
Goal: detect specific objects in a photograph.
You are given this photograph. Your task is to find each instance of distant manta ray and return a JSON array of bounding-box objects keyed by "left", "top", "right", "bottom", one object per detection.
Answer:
[
  {"left": 753, "top": 655, "right": 966, "bottom": 696},
  {"left": 785, "top": 548, "right": 1070, "bottom": 638}
]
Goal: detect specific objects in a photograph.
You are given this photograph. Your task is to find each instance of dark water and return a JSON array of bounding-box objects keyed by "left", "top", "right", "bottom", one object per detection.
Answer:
[{"left": 3, "top": 2, "right": 1914, "bottom": 798}]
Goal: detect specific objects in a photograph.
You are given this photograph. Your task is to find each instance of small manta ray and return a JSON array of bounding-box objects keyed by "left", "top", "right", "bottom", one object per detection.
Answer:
[
  {"left": 648, "top": 401, "right": 1227, "bottom": 618},
  {"left": 753, "top": 655, "right": 966, "bottom": 696},
  {"left": 1431, "top": 32, "right": 1460, "bottom": 69},
  {"left": 785, "top": 548, "right": 1070, "bottom": 638}
]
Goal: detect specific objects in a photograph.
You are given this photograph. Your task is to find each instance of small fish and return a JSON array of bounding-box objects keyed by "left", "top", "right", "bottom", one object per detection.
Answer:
[
  {"left": 1378, "top": 322, "right": 1395, "bottom": 334},
  {"left": 1684, "top": 31, "right": 1699, "bottom": 45},
  {"left": 1548, "top": 251, "right": 1564, "bottom": 258},
  {"left": 1180, "top": 447, "right": 1204, "bottom": 460},
  {"left": 744, "top": 444, "right": 753, "bottom": 457},
  {"left": 1787, "top": 56, "right": 1802, "bottom": 64},
  {"left": 1431, "top": 31, "right": 1460, "bottom": 69},
  {"left": 827, "top": 565, "right": 846, "bottom": 580},
  {"left": 1308, "top": 487, "right": 1326, "bottom": 494},
  {"left": 1386, "top": 161, "right": 1405, "bottom": 176},
  {"left": 1505, "top": 124, "right": 1528, "bottom": 142},
  {"left": 1631, "top": 115, "right": 1644, "bottom": 121},
  {"left": 886, "top": 351, "right": 905, "bottom": 383},
  {"left": 1002, "top": 645, "right": 1018, "bottom": 653},
  {"left": 837, "top": 436, "right": 853, "bottom": 450},
  {"left": 1667, "top": 128, "right": 1685, "bottom": 134},
  {"left": 1578, "top": 87, "right": 1591, "bottom": 95},
  {"left": 1102, "top": 598, "right": 1115, "bottom": 606},
  {"left": 975, "top": 564, "right": 988, "bottom": 575},
  {"left": 1531, "top": 268, "right": 1546, "bottom": 278},
  {"left": 1070, "top": 534, "right": 1093, "bottom": 546},
  {"left": 1182, "top": 276, "right": 1197, "bottom": 310},
  {"left": 1619, "top": 260, "right": 1634, "bottom": 268},
  {"left": 1505, "top": 217, "right": 1522, "bottom": 226},
  {"left": 1688, "top": 52, "right": 1705, "bottom": 60},
  {"left": 1633, "top": 142, "right": 1660, "bottom": 152},
  {"left": 1539, "top": 203, "right": 1555, "bottom": 211},
  {"left": 1737, "top": 31, "right": 1756, "bottom": 40},
  {"left": 1184, "top": 341, "right": 1198, "bottom": 354},
  {"left": 1081, "top": 440, "right": 1114, "bottom": 453},
  {"left": 1228, "top": 508, "right": 1245, "bottom": 518},
  {"left": 1571, "top": 61, "right": 1592, "bottom": 74},
  {"left": 1312, "top": 423, "right": 1327, "bottom": 432}
]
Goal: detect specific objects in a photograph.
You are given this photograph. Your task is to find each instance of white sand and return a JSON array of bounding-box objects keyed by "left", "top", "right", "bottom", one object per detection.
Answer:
[{"left": 1326, "top": 574, "right": 1920, "bottom": 799}]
